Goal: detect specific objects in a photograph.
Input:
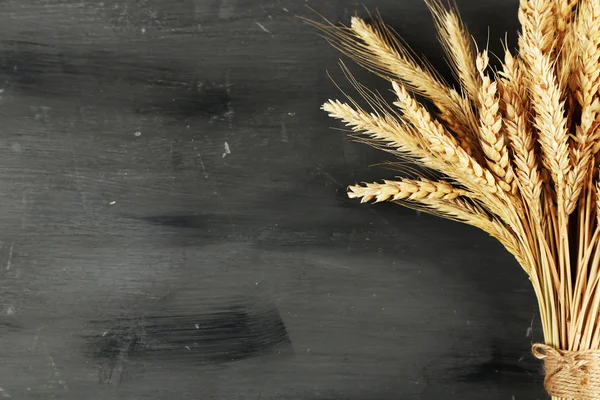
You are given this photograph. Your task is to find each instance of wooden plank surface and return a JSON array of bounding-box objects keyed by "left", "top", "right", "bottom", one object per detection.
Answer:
[{"left": 0, "top": 0, "right": 547, "bottom": 398}]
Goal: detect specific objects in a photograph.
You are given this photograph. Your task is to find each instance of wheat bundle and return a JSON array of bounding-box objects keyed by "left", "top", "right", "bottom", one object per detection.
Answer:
[{"left": 308, "top": 0, "right": 600, "bottom": 398}]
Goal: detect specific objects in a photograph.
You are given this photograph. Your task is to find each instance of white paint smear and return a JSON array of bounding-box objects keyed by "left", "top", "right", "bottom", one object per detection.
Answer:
[
  {"left": 6, "top": 241, "right": 13, "bottom": 271},
  {"left": 255, "top": 22, "right": 270, "bottom": 33},
  {"left": 222, "top": 142, "right": 231, "bottom": 158}
]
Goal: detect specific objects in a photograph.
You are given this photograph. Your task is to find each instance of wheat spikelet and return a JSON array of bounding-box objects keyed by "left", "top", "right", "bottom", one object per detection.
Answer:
[
  {"left": 555, "top": 0, "right": 578, "bottom": 35},
  {"left": 554, "top": 0, "right": 579, "bottom": 86},
  {"left": 518, "top": 0, "right": 556, "bottom": 57},
  {"left": 556, "top": 1, "right": 578, "bottom": 99},
  {"left": 558, "top": 32, "right": 576, "bottom": 104}
]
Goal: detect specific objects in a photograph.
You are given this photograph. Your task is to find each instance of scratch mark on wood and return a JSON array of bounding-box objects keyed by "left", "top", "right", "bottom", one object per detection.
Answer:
[
  {"left": 281, "top": 119, "right": 288, "bottom": 142},
  {"left": 197, "top": 153, "right": 209, "bottom": 178},
  {"left": 5, "top": 241, "right": 14, "bottom": 271},
  {"left": 224, "top": 71, "right": 234, "bottom": 129},
  {"left": 44, "top": 340, "right": 69, "bottom": 392},
  {"left": 70, "top": 144, "right": 94, "bottom": 218},
  {"left": 315, "top": 167, "right": 342, "bottom": 187},
  {"left": 255, "top": 22, "right": 270, "bottom": 33},
  {"left": 526, "top": 315, "right": 534, "bottom": 337}
]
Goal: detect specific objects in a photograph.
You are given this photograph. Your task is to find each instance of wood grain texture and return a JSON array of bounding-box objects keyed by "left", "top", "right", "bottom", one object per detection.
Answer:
[{"left": 0, "top": 0, "right": 547, "bottom": 399}]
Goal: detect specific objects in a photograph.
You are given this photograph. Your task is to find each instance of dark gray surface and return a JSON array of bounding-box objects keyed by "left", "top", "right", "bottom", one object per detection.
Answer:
[{"left": 0, "top": 0, "right": 547, "bottom": 399}]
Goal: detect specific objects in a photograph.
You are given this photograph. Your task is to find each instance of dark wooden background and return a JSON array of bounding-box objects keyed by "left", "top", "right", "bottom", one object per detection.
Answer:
[{"left": 0, "top": 0, "right": 548, "bottom": 399}]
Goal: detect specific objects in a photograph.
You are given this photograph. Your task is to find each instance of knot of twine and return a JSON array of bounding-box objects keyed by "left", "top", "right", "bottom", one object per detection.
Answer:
[{"left": 532, "top": 343, "right": 600, "bottom": 399}]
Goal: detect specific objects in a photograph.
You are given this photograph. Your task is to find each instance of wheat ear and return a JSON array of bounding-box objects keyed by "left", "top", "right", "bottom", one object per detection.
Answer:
[
  {"left": 499, "top": 50, "right": 544, "bottom": 221},
  {"left": 348, "top": 179, "right": 469, "bottom": 203},
  {"left": 425, "top": 0, "right": 480, "bottom": 101},
  {"left": 523, "top": 49, "right": 571, "bottom": 214},
  {"left": 476, "top": 51, "right": 515, "bottom": 194}
]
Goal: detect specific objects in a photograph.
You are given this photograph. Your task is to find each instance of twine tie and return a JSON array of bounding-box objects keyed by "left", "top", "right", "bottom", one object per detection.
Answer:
[{"left": 532, "top": 343, "right": 600, "bottom": 399}]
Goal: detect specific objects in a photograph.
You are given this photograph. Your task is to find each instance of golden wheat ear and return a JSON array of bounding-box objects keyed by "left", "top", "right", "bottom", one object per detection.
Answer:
[
  {"left": 475, "top": 50, "right": 516, "bottom": 194},
  {"left": 498, "top": 47, "right": 544, "bottom": 222},
  {"left": 348, "top": 178, "right": 469, "bottom": 203},
  {"left": 424, "top": 0, "right": 481, "bottom": 102}
]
